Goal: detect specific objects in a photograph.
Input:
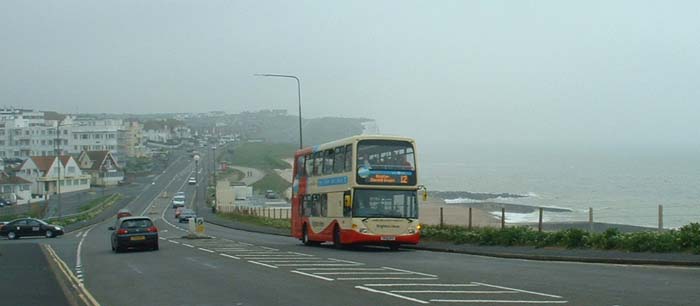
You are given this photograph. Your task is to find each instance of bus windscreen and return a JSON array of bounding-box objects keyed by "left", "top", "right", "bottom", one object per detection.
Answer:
[
  {"left": 352, "top": 189, "right": 418, "bottom": 219},
  {"left": 356, "top": 140, "right": 416, "bottom": 185}
]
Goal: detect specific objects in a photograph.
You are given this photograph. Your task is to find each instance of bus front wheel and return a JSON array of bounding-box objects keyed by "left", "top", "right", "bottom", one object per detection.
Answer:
[{"left": 301, "top": 225, "right": 317, "bottom": 246}]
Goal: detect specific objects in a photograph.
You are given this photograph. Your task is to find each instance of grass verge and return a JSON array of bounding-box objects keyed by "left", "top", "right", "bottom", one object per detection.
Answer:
[
  {"left": 422, "top": 223, "right": 700, "bottom": 254},
  {"left": 251, "top": 170, "right": 291, "bottom": 196},
  {"left": 216, "top": 212, "right": 291, "bottom": 230},
  {"left": 218, "top": 143, "right": 296, "bottom": 170},
  {"left": 52, "top": 194, "right": 124, "bottom": 227}
]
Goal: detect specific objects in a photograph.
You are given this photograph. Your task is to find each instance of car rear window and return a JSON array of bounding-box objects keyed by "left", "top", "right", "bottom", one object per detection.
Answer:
[{"left": 120, "top": 219, "right": 153, "bottom": 229}]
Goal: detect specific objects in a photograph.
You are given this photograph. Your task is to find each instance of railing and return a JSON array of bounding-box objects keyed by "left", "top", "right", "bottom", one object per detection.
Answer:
[{"left": 216, "top": 205, "right": 291, "bottom": 220}]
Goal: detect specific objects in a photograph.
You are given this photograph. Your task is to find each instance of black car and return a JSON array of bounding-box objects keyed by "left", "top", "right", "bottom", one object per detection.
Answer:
[
  {"left": 109, "top": 216, "right": 159, "bottom": 252},
  {"left": 0, "top": 218, "right": 64, "bottom": 240}
]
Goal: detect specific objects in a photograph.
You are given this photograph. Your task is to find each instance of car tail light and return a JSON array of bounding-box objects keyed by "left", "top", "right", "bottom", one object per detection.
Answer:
[
  {"left": 117, "top": 229, "right": 128, "bottom": 235},
  {"left": 147, "top": 226, "right": 158, "bottom": 233}
]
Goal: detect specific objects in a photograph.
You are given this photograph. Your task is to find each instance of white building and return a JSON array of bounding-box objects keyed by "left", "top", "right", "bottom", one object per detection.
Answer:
[
  {"left": 15, "top": 155, "right": 91, "bottom": 195},
  {"left": 0, "top": 108, "right": 66, "bottom": 159}
]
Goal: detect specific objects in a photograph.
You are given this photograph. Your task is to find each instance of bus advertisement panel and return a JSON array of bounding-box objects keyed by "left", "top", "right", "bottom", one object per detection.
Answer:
[{"left": 290, "top": 135, "right": 420, "bottom": 250}]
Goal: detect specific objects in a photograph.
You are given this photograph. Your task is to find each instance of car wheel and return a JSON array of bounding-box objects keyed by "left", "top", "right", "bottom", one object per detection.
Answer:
[
  {"left": 45, "top": 230, "right": 54, "bottom": 238},
  {"left": 7, "top": 231, "right": 17, "bottom": 240},
  {"left": 333, "top": 226, "right": 343, "bottom": 249}
]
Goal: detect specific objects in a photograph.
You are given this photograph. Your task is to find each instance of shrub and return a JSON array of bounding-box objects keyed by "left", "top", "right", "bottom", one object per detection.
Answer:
[
  {"left": 589, "top": 228, "right": 621, "bottom": 250},
  {"left": 678, "top": 223, "right": 700, "bottom": 250}
]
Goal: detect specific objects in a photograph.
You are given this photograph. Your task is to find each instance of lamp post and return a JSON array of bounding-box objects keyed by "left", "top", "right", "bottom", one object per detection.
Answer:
[
  {"left": 212, "top": 146, "right": 217, "bottom": 186},
  {"left": 254, "top": 74, "right": 303, "bottom": 149},
  {"left": 55, "top": 120, "right": 62, "bottom": 220}
]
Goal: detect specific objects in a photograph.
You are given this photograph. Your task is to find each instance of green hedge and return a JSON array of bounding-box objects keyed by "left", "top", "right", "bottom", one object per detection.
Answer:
[{"left": 422, "top": 223, "right": 700, "bottom": 254}]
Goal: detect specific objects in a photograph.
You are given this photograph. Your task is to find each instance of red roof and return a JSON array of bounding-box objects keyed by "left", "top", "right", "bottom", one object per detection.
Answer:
[
  {"left": 29, "top": 156, "right": 55, "bottom": 172},
  {"left": 0, "top": 174, "right": 31, "bottom": 185}
]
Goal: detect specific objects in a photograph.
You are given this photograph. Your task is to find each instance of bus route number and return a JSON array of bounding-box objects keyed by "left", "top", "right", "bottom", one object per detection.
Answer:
[{"left": 400, "top": 175, "right": 408, "bottom": 184}]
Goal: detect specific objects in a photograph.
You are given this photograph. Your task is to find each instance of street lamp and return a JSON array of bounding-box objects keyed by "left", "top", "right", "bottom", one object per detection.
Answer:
[
  {"left": 55, "top": 120, "right": 63, "bottom": 220},
  {"left": 254, "top": 74, "right": 303, "bottom": 149}
]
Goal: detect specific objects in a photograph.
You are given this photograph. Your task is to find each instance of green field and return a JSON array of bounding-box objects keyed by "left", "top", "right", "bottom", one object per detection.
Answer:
[
  {"left": 252, "top": 170, "right": 291, "bottom": 196},
  {"left": 218, "top": 142, "right": 297, "bottom": 170}
]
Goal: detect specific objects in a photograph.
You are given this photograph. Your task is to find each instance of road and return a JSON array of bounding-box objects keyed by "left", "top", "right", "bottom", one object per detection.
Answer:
[
  {"left": 3, "top": 149, "right": 700, "bottom": 306},
  {"left": 231, "top": 165, "right": 266, "bottom": 185}
]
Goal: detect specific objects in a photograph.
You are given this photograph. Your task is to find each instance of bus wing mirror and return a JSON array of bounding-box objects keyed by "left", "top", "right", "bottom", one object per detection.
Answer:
[{"left": 418, "top": 185, "right": 428, "bottom": 202}]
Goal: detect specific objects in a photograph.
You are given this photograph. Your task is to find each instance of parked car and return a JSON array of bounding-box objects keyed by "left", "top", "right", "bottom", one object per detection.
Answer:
[
  {"left": 109, "top": 216, "right": 158, "bottom": 252},
  {"left": 188, "top": 177, "right": 197, "bottom": 185},
  {"left": 0, "top": 221, "right": 8, "bottom": 230},
  {"left": 178, "top": 209, "right": 196, "bottom": 223},
  {"left": 171, "top": 195, "right": 186, "bottom": 208},
  {"left": 117, "top": 209, "right": 132, "bottom": 219},
  {"left": 0, "top": 218, "right": 64, "bottom": 239},
  {"left": 0, "top": 199, "right": 9, "bottom": 207}
]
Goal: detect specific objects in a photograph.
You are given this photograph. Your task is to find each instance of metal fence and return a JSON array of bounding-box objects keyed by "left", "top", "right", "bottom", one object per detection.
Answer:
[{"left": 216, "top": 205, "right": 292, "bottom": 220}]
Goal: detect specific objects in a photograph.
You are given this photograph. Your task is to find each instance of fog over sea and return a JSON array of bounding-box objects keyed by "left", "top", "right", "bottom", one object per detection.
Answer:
[{"left": 419, "top": 144, "right": 700, "bottom": 229}]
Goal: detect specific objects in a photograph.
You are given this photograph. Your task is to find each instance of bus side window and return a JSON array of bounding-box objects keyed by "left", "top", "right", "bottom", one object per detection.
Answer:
[
  {"left": 323, "top": 149, "right": 334, "bottom": 175},
  {"left": 312, "top": 194, "right": 321, "bottom": 217},
  {"left": 304, "top": 154, "right": 313, "bottom": 177},
  {"left": 344, "top": 144, "right": 353, "bottom": 172},
  {"left": 313, "top": 152, "right": 322, "bottom": 176},
  {"left": 320, "top": 194, "right": 328, "bottom": 217},
  {"left": 302, "top": 195, "right": 312, "bottom": 216},
  {"left": 296, "top": 156, "right": 305, "bottom": 178},
  {"left": 343, "top": 190, "right": 352, "bottom": 217},
  {"left": 333, "top": 146, "right": 345, "bottom": 173}
]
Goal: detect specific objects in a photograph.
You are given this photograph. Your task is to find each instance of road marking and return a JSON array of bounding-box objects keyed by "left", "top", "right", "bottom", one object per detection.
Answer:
[
  {"left": 127, "top": 263, "right": 144, "bottom": 275},
  {"left": 183, "top": 243, "right": 195, "bottom": 248},
  {"left": 430, "top": 300, "right": 568, "bottom": 304},
  {"left": 75, "top": 231, "right": 83, "bottom": 238},
  {"left": 75, "top": 225, "right": 95, "bottom": 279},
  {"left": 339, "top": 277, "right": 438, "bottom": 281},
  {"left": 44, "top": 245, "right": 100, "bottom": 306},
  {"left": 169, "top": 240, "right": 181, "bottom": 244},
  {"left": 383, "top": 266, "right": 438, "bottom": 278},
  {"left": 288, "top": 251, "right": 312, "bottom": 256},
  {"left": 314, "top": 272, "right": 413, "bottom": 275},
  {"left": 198, "top": 248, "right": 215, "bottom": 253},
  {"left": 276, "top": 263, "right": 363, "bottom": 267},
  {"left": 159, "top": 237, "right": 167, "bottom": 240},
  {"left": 237, "top": 254, "right": 302, "bottom": 257},
  {"left": 328, "top": 258, "right": 361, "bottom": 264},
  {"left": 255, "top": 260, "right": 327, "bottom": 263},
  {"left": 248, "top": 260, "right": 278, "bottom": 269},
  {"left": 363, "top": 283, "right": 479, "bottom": 287},
  {"left": 355, "top": 286, "right": 428, "bottom": 304},
  {"left": 472, "top": 282, "right": 563, "bottom": 299},
  {"left": 260, "top": 246, "right": 279, "bottom": 251},
  {"left": 220, "top": 253, "right": 241, "bottom": 260},
  {"left": 291, "top": 270, "right": 334, "bottom": 281},
  {"left": 297, "top": 268, "right": 387, "bottom": 271},
  {"left": 391, "top": 290, "right": 518, "bottom": 294}
]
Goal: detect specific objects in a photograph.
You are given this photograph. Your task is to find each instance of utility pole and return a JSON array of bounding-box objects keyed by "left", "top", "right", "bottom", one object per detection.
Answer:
[{"left": 55, "top": 121, "right": 62, "bottom": 220}]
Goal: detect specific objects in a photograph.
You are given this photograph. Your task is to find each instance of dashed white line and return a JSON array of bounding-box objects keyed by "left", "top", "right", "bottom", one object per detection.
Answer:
[
  {"left": 472, "top": 282, "right": 563, "bottom": 299},
  {"left": 248, "top": 261, "right": 278, "bottom": 269},
  {"left": 259, "top": 246, "right": 279, "bottom": 251},
  {"left": 298, "top": 268, "right": 387, "bottom": 271},
  {"left": 383, "top": 266, "right": 438, "bottom": 278},
  {"left": 364, "top": 284, "right": 479, "bottom": 287},
  {"left": 392, "top": 290, "right": 518, "bottom": 294},
  {"left": 315, "top": 272, "right": 413, "bottom": 275},
  {"left": 169, "top": 240, "right": 181, "bottom": 244},
  {"left": 430, "top": 300, "right": 568, "bottom": 304},
  {"left": 183, "top": 243, "right": 195, "bottom": 248},
  {"left": 198, "top": 248, "right": 215, "bottom": 253},
  {"left": 276, "top": 263, "right": 363, "bottom": 267},
  {"left": 220, "top": 253, "right": 241, "bottom": 260},
  {"left": 291, "top": 270, "right": 334, "bottom": 281},
  {"left": 339, "top": 277, "right": 438, "bottom": 281},
  {"left": 159, "top": 237, "right": 167, "bottom": 240},
  {"left": 355, "top": 286, "right": 428, "bottom": 304},
  {"left": 328, "top": 258, "right": 361, "bottom": 264}
]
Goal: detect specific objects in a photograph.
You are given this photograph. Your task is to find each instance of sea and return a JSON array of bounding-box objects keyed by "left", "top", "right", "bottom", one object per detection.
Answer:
[{"left": 419, "top": 145, "right": 700, "bottom": 229}]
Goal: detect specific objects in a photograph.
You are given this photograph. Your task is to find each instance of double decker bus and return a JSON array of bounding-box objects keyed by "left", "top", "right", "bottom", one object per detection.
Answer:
[{"left": 291, "top": 135, "right": 421, "bottom": 250}]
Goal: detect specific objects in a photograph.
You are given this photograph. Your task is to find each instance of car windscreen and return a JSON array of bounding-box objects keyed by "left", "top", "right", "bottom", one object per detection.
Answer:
[
  {"left": 120, "top": 219, "right": 153, "bottom": 229},
  {"left": 174, "top": 196, "right": 185, "bottom": 201}
]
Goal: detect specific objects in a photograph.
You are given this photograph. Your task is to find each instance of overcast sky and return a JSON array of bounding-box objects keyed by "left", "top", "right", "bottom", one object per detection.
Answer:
[{"left": 2, "top": 1, "right": 699, "bottom": 151}]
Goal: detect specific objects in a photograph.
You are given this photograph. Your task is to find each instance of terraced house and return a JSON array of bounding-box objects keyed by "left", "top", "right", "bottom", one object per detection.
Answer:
[
  {"left": 15, "top": 155, "right": 91, "bottom": 195},
  {"left": 77, "top": 150, "right": 124, "bottom": 186}
]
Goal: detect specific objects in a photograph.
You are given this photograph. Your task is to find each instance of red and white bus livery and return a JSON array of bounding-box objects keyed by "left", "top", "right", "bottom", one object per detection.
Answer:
[{"left": 291, "top": 135, "right": 421, "bottom": 250}]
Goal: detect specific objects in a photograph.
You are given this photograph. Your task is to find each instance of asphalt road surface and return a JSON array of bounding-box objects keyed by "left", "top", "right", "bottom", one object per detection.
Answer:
[{"left": 4, "top": 150, "right": 700, "bottom": 306}]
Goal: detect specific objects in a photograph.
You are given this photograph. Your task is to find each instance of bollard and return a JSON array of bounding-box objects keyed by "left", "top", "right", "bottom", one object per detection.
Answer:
[
  {"left": 468, "top": 207, "right": 472, "bottom": 230},
  {"left": 501, "top": 208, "right": 505, "bottom": 229},
  {"left": 439, "top": 207, "right": 444, "bottom": 227},
  {"left": 538, "top": 207, "right": 543, "bottom": 232}
]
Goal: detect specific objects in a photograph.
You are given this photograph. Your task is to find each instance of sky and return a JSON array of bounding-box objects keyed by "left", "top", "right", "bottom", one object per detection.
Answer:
[{"left": 2, "top": 1, "right": 699, "bottom": 152}]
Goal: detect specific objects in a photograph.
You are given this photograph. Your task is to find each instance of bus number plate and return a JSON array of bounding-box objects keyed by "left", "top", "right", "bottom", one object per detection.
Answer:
[{"left": 381, "top": 236, "right": 396, "bottom": 241}]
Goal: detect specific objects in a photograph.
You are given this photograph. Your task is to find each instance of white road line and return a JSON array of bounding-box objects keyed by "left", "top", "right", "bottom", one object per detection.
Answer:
[
  {"left": 328, "top": 258, "right": 361, "bottom": 264},
  {"left": 198, "top": 248, "right": 215, "bottom": 253},
  {"left": 75, "top": 231, "right": 83, "bottom": 238},
  {"left": 355, "top": 286, "right": 428, "bottom": 304},
  {"left": 364, "top": 283, "right": 479, "bottom": 287},
  {"left": 220, "top": 253, "right": 241, "bottom": 260},
  {"left": 237, "top": 254, "right": 302, "bottom": 257},
  {"left": 255, "top": 260, "right": 326, "bottom": 263},
  {"left": 75, "top": 225, "right": 95, "bottom": 279},
  {"left": 472, "top": 282, "right": 563, "bottom": 299},
  {"left": 339, "top": 277, "right": 438, "bottom": 281},
  {"left": 247, "top": 258, "right": 321, "bottom": 261},
  {"left": 259, "top": 246, "right": 279, "bottom": 251},
  {"left": 383, "top": 266, "right": 438, "bottom": 278},
  {"left": 183, "top": 243, "right": 195, "bottom": 248},
  {"left": 315, "top": 272, "right": 412, "bottom": 275},
  {"left": 297, "top": 268, "right": 387, "bottom": 271},
  {"left": 391, "top": 290, "right": 518, "bottom": 294},
  {"left": 288, "top": 251, "right": 312, "bottom": 256},
  {"left": 169, "top": 240, "right": 181, "bottom": 244},
  {"left": 431, "top": 300, "right": 568, "bottom": 304},
  {"left": 248, "top": 261, "right": 278, "bottom": 269},
  {"left": 291, "top": 270, "right": 334, "bottom": 281},
  {"left": 158, "top": 237, "right": 167, "bottom": 240},
  {"left": 210, "top": 236, "right": 216, "bottom": 239},
  {"left": 276, "top": 263, "right": 363, "bottom": 267}
]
